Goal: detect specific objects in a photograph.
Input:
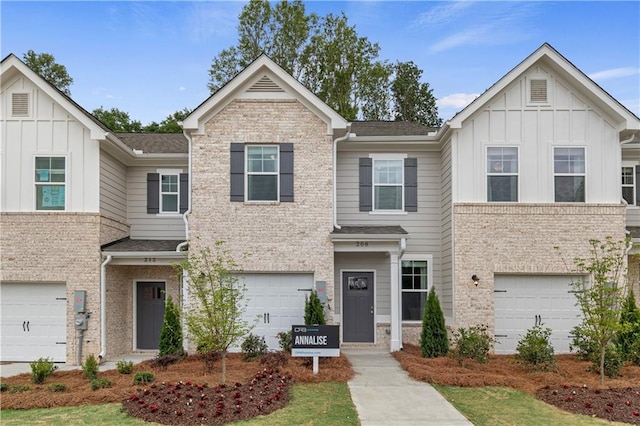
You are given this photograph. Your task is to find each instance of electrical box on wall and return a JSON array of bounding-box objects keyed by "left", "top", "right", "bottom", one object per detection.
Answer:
[
  {"left": 315, "top": 281, "right": 327, "bottom": 303},
  {"left": 74, "top": 290, "right": 86, "bottom": 313},
  {"left": 74, "top": 313, "right": 88, "bottom": 330}
]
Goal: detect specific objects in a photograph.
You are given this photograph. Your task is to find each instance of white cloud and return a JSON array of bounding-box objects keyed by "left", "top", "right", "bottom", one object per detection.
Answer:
[
  {"left": 185, "top": 2, "right": 241, "bottom": 43},
  {"left": 179, "top": 86, "right": 186, "bottom": 91},
  {"left": 429, "top": 25, "right": 493, "bottom": 53},
  {"left": 414, "top": 1, "right": 475, "bottom": 27},
  {"left": 588, "top": 67, "right": 639, "bottom": 81},
  {"left": 438, "top": 93, "right": 480, "bottom": 109}
]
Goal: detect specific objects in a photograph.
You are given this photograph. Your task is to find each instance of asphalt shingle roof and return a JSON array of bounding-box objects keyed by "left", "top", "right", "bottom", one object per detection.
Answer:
[
  {"left": 350, "top": 121, "right": 438, "bottom": 137},
  {"left": 332, "top": 225, "right": 408, "bottom": 235},
  {"left": 101, "top": 238, "right": 186, "bottom": 252},
  {"left": 115, "top": 133, "right": 188, "bottom": 154}
]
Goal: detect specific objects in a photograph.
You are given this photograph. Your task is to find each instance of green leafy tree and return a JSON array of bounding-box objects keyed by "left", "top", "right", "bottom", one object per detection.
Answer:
[
  {"left": 92, "top": 106, "right": 142, "bottom": 132},
  {"left": 392, "top": 61, "right": 443, "bottom": 127},
  {"left": 565, "top": 237, "right": 632, "bottom": 386},
  {"left": 304, "top": 290, "right": 326, "bottom": 325},
  {"left": 23, "top": 50, "right": 73, "bottom": 95},
  {"left": 175, "top": 241, "right": 253, "bottom": 383},
  {"left": 420, "top": 287, "right": 448, "bottom": 358},
  {"left": 159, "top": 295, "right": 184, "bottom": 357},
  {"left": 143, "top": 108, "right": 191, "bottom": 133}
]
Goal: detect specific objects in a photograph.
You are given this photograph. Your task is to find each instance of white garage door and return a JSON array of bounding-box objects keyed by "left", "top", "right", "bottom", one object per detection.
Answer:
[
  {"left": 239, "top": 273, "right": 311, "bottom": 350},
  {"left": 0, "top": 282, "right": 67, "bottom": 362},
  {"left": 494, "top": 275, "right": 581, "bottom": 354}
]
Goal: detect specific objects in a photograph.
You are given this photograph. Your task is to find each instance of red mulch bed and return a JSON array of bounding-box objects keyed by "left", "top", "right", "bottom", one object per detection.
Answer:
[{"left": 394, "top": 344, "right": 640, "bottom": 425}]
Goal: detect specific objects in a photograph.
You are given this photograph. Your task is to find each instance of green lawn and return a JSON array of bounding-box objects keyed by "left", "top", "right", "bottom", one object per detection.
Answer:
[{"left": 0, "top": 382, "right": 359, "bottom": 426}]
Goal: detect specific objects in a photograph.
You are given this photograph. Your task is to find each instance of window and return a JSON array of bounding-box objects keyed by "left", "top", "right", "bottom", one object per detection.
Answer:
[
  {"left": 160, "top": 173, "right": 179, "bottom": 213},
  {"left": 622, "top": 166, "right": 637, "bottom": 205},
  {"left": 554, "top": 147, "right": 585, "bottom": 202},
  {"left": 401, "top": 257, "right": 431, "bottom": 321},
  {"left": 246, "top": 145, "right": 279, "bottom": 201},
  {"left": 359, "top": 156, "right": 417, "bottom": 212},
  {"left": 487, "top": 147, "right": 518, "bottom": 202},
  {"left": 35, "top": 156, "right": 65, "bottom": 210}
]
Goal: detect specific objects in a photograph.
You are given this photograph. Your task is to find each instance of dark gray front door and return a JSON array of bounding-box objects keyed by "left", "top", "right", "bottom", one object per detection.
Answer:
[
  {"left": 137, "top": 282, "right": 165, "bottom": 350},
  {"left": 342, "top": 272, "right": 374, "bottom": 342}
]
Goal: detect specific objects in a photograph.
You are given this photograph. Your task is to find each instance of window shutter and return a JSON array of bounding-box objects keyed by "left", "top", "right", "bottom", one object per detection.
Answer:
[
  {"left": 636, "top": 166, "right": 640, "bottom": 206},
  {"left": 147, "top": 173, "right": 160, "bottom": 214},
  {"left": 279, "top": 143, "right": 294, "bottom": 202},
  {"left": 179, "top": 173, "right": 189, "bottom": 213},
  {"left": 359, "top": 158, "right": 372, "bottom": 212},
  {"left": 230, "top": 143, "right": 245, "bottom": 202},
  {"left": 404, "top": 158, "right": 418, "bottom": 212}
]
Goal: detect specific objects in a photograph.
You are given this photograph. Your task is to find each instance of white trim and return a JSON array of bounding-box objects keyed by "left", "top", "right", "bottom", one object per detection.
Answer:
[
  {"left": 245, "top": 145, "right": 280, "bottom": 202},
  {"left": 485, "top": 146, "right": 520, "bottom": 202},
  {"left": 339, "top": 269, "right": 376, "bottom": 345},
  {"left": 400, "top": 254, "right": 434, "bottom": 324},
  {"left": 622, "top": 161, "right": 637, "bottom": 206},
  {"left": 33, "top": 154, "right": 68, "bottom": 212},
  {"left": 552, "top": 146, "right": 587, "bottom": 203},
  {"left": 370, "top": 154, "right": 406, "bottom": 212}
]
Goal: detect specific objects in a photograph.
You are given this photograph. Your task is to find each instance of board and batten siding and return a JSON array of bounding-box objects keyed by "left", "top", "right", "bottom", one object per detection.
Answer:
[
  {"left": 127, "top": 166, "right": 186, "bottom": 240},
  {"left": 99, "top": 151, "right": 127, "bottom": 222},
  {"left": 439, "top": 138, "right": 454, "bottom": 319},
  {"left": 453, "top": 64, "right": 620, "bottom": 204},
  {"left": 1, "top": 75, "right": 100, "bottom": 212},
  {"left": 334, "top": 252, "right": 390, "bottom": 317}
]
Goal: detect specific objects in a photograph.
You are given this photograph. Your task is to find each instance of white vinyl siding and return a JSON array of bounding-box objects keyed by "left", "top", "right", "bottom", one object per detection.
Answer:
[
  {"left": 100, "top": 151, "right": 127, "bottom": 222},
  {"left": 439, "top": 138, "right": 453, "bottom": 319}
]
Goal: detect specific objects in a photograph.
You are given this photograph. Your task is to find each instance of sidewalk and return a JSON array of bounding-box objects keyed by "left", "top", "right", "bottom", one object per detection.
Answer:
[{"left": 342, "top": 348, "right": 472, "bottom": 426}]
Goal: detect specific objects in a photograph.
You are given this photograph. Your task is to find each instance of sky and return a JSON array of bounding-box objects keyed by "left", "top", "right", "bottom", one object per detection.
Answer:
[{"left": 2, "top": 1, "right": 639, "bottom": 125}]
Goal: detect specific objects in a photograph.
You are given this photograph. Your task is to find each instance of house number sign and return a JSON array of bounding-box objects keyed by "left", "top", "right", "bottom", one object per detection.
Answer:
[{"left": 355, "top": 242, "right": 369, "bottom": 247}]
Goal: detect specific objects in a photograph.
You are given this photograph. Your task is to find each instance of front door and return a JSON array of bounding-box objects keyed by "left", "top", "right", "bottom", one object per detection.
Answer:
[
  {"left": 342, "top": 272, "right": 375, "bottom": 342},
  {"left": 136, "top": 282, "right": 165, "bottom": 350}
]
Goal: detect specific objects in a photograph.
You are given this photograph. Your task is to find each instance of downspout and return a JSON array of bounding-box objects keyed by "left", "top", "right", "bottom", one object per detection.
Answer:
[
  {"left": 98, "top": 255, "right": 112, "bottom": 361},
  {"left": 177, "top": 128, "right": 193, "bottom": 352},
  {"left": 333, "top": 126, "right": 352, "bottom": 230}
]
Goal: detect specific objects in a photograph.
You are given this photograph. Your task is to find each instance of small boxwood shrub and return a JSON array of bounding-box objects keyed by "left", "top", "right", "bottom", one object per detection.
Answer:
[
  {"left": 90, "top": 377, "right": 112, "bottom": 391},
  {"left": 0, "top": 383, "right": 8, "bottom": 392},
  {"left": 116, "top": 360, "right": 134, "bottom": 374},
  {"left": 241, "top": 333, "right": 268, "bottom": 361},
  {"left": 451, "top": 324, "right": 494, "bottom": 366},
  {"left": 47, "top": 383, "right": 67, "bottom": 392},
  {"left": 30, "top": 357, "right": 57, "bottom": 384},
  {"left": 82, "top": 354, "right": 99, "bottom": 380},
  {"left": 277, "top": 331, "right": 292, "bottom": 352},
  {"left": 515, "top": 326, "right": 557, "bottom": 371},
  {"left": 9, "top": 384, "right": 31, "bottom": 393},
  {"left": 133, "top": 371, "right": 155, "bottom": 385}
]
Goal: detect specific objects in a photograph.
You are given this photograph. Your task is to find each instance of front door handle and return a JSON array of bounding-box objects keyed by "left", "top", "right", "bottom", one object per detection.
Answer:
[{"left": 370, "top": 306, "right": 374, "bottom": 314}]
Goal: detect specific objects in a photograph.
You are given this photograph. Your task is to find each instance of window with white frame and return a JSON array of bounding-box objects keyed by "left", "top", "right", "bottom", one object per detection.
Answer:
[
  {"left": 160, "top": 173, "right": 179, "bottom": 213},
  {"left": 35, "top": 156, "right": 66, "bottom": 210},
  {"left": 487, "top": 147, "right": 518, "bottom": 202},
  {"left": 622, "top": 166, "right": 636, "bottom": 205},
  {"left": 554, "top": 147, "right": 585, "bottom": 202},
  {"left": 401, "top": 257, "right": 431, "bottom": 321},
  {"left": 246, "top": 145, "right": 279, "bottom": 201},
  {"left": 373, "top": 158, "right": 404, "bottom": 210}
]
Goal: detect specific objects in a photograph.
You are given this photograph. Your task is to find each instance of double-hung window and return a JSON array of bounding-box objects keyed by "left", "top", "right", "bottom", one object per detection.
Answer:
[
  {"left": 246, "top": 145, "right": 279, "bottom": 201},
  {"left": 373, "top": 158, "right": 404, "bottom": 211},
  {"left": 35, "top": 156, "right": 66, "bottom": 211},
  {"left": 401, "top": 256, "right": 432, "bottom": 321},
  {"left": 487, "top": 147, "right": 518, "bottom": 202},
  {"left": 554, "top": 147, "right": 585, "bottom": 202},
  {"left": 359, "top": 155, "right": 417, "bottom": 212},
  {"left": 160, "top": 173, "right": 179, "bottom": 213},
  {"left": 622, "top": 166, "right": 636, "bottom": 205}
]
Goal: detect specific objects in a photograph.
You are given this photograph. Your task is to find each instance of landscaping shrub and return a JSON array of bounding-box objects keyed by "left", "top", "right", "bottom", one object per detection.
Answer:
[
  {"left": 30, "top": 357, "right": 57, "bottom": 384},
  {"left": 304, "top": 290, "right": 326, "bottom": 325},
  {"left": 570, "top": 323, "right": 596, "bottom": 361},
  {"left": 0, "top": 383, "right": 7, "bottom": 392},
  {"left": 47, "top": 383, "right": 67, "bottom": 392},
  {"left": 241, "top": 333, "right": 268, "bottom": 361},
  {"left": 628, "top": 338, "right": 640, "bottom": 366},
  {"left": 515, "top": 326, "right": 557, "bottom": 371},
  {"left": 260, "top": 351, "right": 288, "bottom": 368},
  {"left": 420, "top": 287, "right": 448, "bottom": 358},
  {"left": 9, "top": 384, "right": 31, "bottom": 393},
  {"left": 116, "top": 360, "right": 134, "bottom": 374},
  {"left": 451, "top": 324, "right": 494, "bottom": 366},
  {"left": 599, "top": 344, "right": 625, "bottom": 378},
  {"left": 90, "top": 377, "right": 112, "bottom": 391},
  {"left": 277, "top": 331, "right": 292, "bottom": 352},
  {"left": 82, "top": 354, "right": 99, "bottom": 380},
  {"left": 159, "top": 295, "right": 184, "bottom": 357},
  {"left": 617, "top": 290, "right": 640, "bottom": 360},
  {"left": 133, "top": 371, "right": 155, "bottom": 385},
  {"left": 572, "top": 323, "right": 627, "bottom": 376},
  {"left": 151, "top": 353, "right": 182, "bottom": 370}
]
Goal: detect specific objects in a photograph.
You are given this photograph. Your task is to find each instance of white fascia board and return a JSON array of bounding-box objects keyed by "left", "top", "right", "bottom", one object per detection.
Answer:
[{"left": 331, "top": 234, "right": 408, "bottom": 241}]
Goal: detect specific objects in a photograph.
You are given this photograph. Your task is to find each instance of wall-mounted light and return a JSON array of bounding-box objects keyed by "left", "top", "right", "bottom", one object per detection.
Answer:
[{"left": 471, "top": 274, "right": 480, "bottom": 286}]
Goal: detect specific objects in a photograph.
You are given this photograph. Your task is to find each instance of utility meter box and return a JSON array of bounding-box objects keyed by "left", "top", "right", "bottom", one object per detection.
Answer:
[
  {"left": 315, "top": 281, "right": 327, "bottom": 303},
  {"left": 74, "top": 290, "right": 86, "bottom": 313},
  {"left": 74, "top": 313, "right": 88, "bottom": 330}
]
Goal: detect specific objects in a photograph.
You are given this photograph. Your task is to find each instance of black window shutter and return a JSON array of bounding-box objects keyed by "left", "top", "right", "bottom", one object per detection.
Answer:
[
  {"left": 636, "top": 165, "right": 640, "bottom": 206},
  {"left": 280, "top": 143, "right": 294, "bottom": 202},
  {"left": 147, "top": 173, "right": 160, "bottom": 214},
  {"left": 179, "top": 173, "right": 189, "bottom": 213},
  {"left": 230, "top": 143, "right": 245, "bottom": 202},
  {"left": 359, "top": 158, "right": 372, "bottom": 212},
  {"left": 404, "top": 158, "right": 418, "bottom": 212}
]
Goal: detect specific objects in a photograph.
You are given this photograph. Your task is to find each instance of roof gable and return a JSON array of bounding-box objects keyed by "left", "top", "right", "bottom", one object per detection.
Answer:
[{"left": 182, "top": 54, "right": 348, "bottom": 134}]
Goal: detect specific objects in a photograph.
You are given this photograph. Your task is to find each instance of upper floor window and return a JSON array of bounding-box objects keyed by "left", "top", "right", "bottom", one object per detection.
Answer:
[
  {"left": 35, "top": 156, "right": 65, "bottom": 211},
  {"left": 160, "top": 173, "right": 179, "bottom": 213},
  {"left": 401, "top": 257, "right": 432, "bottom": 321},
  {"left": 247, "top": 145, "right": 279, "bottom": 201},
  {"left": 374, "top": 158, "right": 403, "bottom": 210},
  {"left": 146, "top": 171, "right": 188, "bottom": 214},
  {"left": 359, "top": 155, "right": 417, "bottom": 213},
  {"left": 487, "top": 147, "right": 518, "bottom": 202},
  {"left": 554, "top": 147, "right": 585, "bottom": 202},
  {"left": 622, "top": 166, "right": 637, "bottom": 205}
]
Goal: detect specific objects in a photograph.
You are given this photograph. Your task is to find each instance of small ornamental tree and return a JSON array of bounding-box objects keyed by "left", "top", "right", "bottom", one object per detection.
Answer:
[
  {"left": 304, "top": 290, "right": 326, "bottom": 325},
  {"left": 175, "top": 241, "right": 253, "bottom": 383},
  {"left": 159, "top": 295, "right": 183, "bottom": 357},
  {"left": 420, "top": 287, "right": 448, "bottom": 358},
  {"left": 563, "top": 237, "right": 632, "bottom": 387}
]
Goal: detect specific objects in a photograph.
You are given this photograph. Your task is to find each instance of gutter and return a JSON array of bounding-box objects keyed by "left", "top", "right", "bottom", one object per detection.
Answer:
[
  {"left": 333, "top": 126, "right": 352, "bottom": 230},
  {"left": 98, "top": 255, "right": 112, "bottom": 361}
]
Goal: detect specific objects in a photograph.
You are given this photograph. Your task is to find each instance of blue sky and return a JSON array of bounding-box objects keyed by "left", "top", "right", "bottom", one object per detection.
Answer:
[{"left": 2, "top": 1, "right": 639, "bottom": 125}]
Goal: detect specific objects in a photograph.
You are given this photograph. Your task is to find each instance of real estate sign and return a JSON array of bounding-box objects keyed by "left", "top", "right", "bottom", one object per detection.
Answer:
[{"left": 291, "top": 325, "right": 340, "bottom": 357}]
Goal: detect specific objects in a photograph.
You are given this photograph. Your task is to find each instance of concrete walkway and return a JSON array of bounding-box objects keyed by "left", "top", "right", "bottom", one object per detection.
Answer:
[{"left": 343, "top": 348, "right": 472, "bottom": 426}]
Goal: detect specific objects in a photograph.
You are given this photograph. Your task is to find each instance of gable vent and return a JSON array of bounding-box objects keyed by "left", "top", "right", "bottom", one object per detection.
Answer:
[
  {"left": 530, "top": 79, "right": 548, "bottom": 103},
  {"left": 12, "top": 93, "right": 29, "bottom": 116},
  {"left": 247, "top": 75, "right": 284, "bottom": 93}
]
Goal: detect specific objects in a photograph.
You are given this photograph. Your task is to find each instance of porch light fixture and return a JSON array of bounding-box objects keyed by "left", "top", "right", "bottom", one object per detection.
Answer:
[{"left": 471, "top": 275, "right": 480, "bottom": 286}]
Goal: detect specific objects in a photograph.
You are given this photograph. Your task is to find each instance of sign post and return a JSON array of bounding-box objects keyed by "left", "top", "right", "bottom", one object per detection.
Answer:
[{"left": 291, "top": 325, "right": 340, "bottom": 374}]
